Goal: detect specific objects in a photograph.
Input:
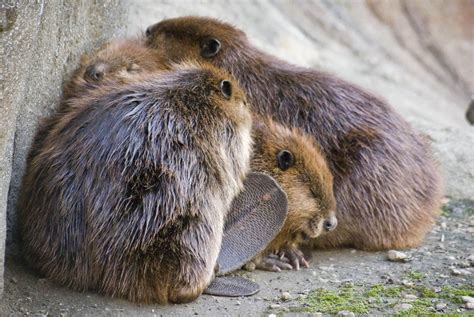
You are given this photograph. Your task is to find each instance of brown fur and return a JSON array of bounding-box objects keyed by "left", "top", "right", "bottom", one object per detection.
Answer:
[
  {"left": 19, "top": 61, "right": 253, "bottom": 303},
  {"left": 145, "top": 16, "right": 443, "bottom": 250},
  {"left": 250, "top": 119, "right": 336, "bottom": 257}
]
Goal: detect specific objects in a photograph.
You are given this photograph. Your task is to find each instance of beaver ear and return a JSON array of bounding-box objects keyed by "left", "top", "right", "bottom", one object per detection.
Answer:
[
  {"left": 277, "top": 150, "right": 295, "bottom": 171},
  {"left": 201, "top": 38, "right": 221, "bottom": 58}
]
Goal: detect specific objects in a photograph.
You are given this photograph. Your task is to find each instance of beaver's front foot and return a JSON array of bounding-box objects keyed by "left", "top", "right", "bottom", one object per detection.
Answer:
[
  {"left": 277, "top": 248, "right": 309, "bottom": 270},
  {"left": 244, "top": 247, "right": 309, "bottom": 272}
]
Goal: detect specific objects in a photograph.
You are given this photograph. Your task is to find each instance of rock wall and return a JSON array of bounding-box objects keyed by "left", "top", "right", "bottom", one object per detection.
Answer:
[{"left": 0, "top": 0, "right": 125, "bottom": 295}]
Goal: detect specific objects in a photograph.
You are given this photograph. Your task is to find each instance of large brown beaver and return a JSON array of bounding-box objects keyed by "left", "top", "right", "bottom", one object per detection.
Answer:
[
  {"left": 19, "top": 62, "right": 253, "bottom": 304},
  {"left": 246, "top": 119, "right": 337, "bottom": 271},
  {"left": 145, "top": 17, "right": 443, "bottom": 251}
]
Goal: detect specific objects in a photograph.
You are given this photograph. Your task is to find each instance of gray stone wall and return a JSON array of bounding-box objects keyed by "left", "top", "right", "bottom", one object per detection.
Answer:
[{"left": 0, "top": 0, "right": 125, "bottom": 295}]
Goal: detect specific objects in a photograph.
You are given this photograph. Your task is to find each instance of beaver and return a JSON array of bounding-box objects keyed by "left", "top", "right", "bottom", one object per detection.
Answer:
[
  {"left": 63, "top": 37, "right": 167, "bottom": 99},
  {"left": 145, "top": 16, "right": 442, "bottom": 251},
  {"left": 245, "top": 119, "right": 336, "bottom": 271},
  {"left": 19, "top": 61, "right": 253, "bottom": 304}
]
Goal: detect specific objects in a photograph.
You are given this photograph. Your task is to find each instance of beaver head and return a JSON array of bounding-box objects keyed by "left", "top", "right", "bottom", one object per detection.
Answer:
[
  {"left": 251, "top": 119, "right": 337, "bottom": 249},
  {"left": 64, "top": 38, "right": 167, "bottom": 98},
  {"left": 144, "top": 17, "right": 249, "bottom": 70}
]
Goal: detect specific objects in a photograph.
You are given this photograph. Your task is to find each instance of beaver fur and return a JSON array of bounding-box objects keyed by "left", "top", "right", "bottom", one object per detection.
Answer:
[
  {"left": 145, "top": 16, "right": 443, "bottom": 251},
  {"left": 19, "top": 61, "right": 253, "bottom": 303}
]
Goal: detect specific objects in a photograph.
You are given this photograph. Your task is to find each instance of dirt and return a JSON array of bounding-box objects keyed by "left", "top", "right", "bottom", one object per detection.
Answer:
[{"left": 1, "top": 199, "right": 472, "bottom": 316}]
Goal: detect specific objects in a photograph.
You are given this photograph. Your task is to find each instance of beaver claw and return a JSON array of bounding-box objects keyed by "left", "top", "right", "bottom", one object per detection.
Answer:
[
  {"left": 244, "top": 253, "right": 290, "bottom": 272},
  {"left": 277, "top": 248, "right": 309, "bottom": 270},
  {"left": 244, "top": 248, "right": 309, "bottom": 272},
  {"left": 258, "top": 253, "right": 294, "bottom": 272}
]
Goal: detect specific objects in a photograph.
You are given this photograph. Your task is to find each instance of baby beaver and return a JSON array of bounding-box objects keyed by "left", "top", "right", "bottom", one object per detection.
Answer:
[
  {"left": 63, "top": 37, "right": 167, "bottom": 99},
  {"left": 247, "top": 119, "right": 336, "bottom": 271}
]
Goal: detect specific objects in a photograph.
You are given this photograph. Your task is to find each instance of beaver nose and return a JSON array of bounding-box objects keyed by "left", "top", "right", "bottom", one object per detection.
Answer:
[
  {"left": 145, "top": 26, "right": 152, "bottom": 37},
  {"left": 323, "top": 216, "right": 337, "bottom": 232},
  {"left": 84, "top": 63, "right": 106, "bottom": 82}
]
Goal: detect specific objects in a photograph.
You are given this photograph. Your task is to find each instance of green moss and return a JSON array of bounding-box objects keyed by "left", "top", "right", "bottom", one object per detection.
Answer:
[
  {"left": 298, "top": 283, "right": 369, "bottom": 314},
  {"left": 414, "top": 285, "right": 437, "bottom": 298},
  {"left": 366, "top": 284, "right": 385, "bottom": 297},
  {"left": 441, "top": 285, "right": 474, "bottom": 303},
  {"left": 297, "top": 282, "right": 472, "bottom": 315},
  {"left": 366, "top": 284, "right": 403, "bottom": 297},
  {"left": 441, "top": 204, "right": 452, "bottom": 217},
  {"left": 385, "top": 286, "right": 404, "bottom": 297},
  {"left": 395, "top": 298, "right": 436, "bottom": 316},
  {"left": 406, "top": 271, "right": 425, "bottom": 280}
]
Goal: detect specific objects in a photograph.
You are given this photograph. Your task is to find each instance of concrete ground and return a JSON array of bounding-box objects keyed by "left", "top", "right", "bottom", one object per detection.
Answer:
[{"left": 1, "top": 199, "right": 472, "bottom": 316}]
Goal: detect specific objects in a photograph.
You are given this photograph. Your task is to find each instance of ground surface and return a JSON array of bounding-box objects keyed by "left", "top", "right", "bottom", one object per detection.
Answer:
[{"left": 1, "top": 199, "right": 472, "bottom": 316}]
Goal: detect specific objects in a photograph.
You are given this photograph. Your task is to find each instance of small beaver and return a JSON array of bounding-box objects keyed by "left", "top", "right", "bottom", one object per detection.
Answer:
[
  {"left": 246, "top": 119, "right": 337, "bottom": 271},
  {"left": 145, "top": 17, "right": 442, "bottom": 251},
  {"left": 19, "top": 62, "right": 253, "bottom": 304},
  {"left": 63, "top": 37, "right": 167, "bottom": 99}
]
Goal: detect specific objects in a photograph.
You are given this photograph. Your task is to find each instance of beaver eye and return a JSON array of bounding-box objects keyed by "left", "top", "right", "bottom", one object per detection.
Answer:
[
  {"left": 220, "top": 80, "right": 232, "bottom": 99},
  {"left": 201, "top": 38, "right": 221, "bottom": 58},
  {"left": 277, "top": 150, "right": 294, "bottom": 171}
]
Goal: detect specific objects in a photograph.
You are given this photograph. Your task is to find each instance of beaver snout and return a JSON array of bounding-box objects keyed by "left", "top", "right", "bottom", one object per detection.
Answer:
[
  {"left": 323, "top": 215, "right": 337, "bottom": 232},
  {"left": 84, "top": 63, "right": 107, "bottom": 82},
  {"left": 145, "top": 26, "right": 152, "bottom": 37}
]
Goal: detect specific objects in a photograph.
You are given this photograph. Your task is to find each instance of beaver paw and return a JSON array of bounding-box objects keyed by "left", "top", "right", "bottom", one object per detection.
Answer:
[
  {"left": 243, "top": 254, "right": 291, "bottom": 272},
  {"left": 276, "top": 248, "right": 309, "bottom": 271},
  {"left": 244, "top": 252, "right": 305, "bottom": 272},
  {"left": 257, "top": 253, "right": 295, "bottom": 272}
]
